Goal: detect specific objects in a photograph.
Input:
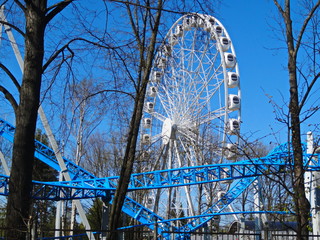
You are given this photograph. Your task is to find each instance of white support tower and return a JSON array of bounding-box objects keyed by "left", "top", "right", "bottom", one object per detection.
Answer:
[{"left": 305, "top": 132, "right": 320, "bottom": 235}]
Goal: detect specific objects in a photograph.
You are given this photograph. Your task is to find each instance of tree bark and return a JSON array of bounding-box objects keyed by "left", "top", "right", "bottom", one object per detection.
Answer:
[
  {"left": 5, "top": 1, "right": 46, "bottom": 239},
  {"left": 284, "top": 1, "right": 311, "bottom": 238},
  {"left": 289, "top": 61, "right": 311, "bottom": 239}
]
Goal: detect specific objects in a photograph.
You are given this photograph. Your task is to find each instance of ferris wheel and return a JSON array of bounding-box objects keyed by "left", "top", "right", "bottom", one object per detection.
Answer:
[{"left": 138, "top": 13, "right": 241, "bottom": 227}]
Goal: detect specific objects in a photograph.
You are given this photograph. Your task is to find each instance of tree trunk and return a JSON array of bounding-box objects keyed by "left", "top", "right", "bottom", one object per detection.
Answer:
[
  {"left": 281, "top": 1, "right": 311, "bottom": 237},
  {"left": 107, "top": 2, "right": 163, "bottom": 238},
  {"left": 108, "top": 89, "right": 146, "bottom": 239},
  {"left": 5, "top": 2, "right": 46, "bottom": 239},
  {"left": 289, "top": 63, "right": 311, "bottom": 239}
]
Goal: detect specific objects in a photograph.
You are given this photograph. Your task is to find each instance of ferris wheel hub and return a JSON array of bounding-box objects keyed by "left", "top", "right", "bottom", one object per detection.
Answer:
[{"left": 161, "top": 118, "right": 178, "bottom": 144}]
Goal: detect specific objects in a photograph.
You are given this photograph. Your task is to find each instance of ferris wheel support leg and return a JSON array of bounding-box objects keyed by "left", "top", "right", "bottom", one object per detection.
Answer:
[
  {"left": 101, "top": 197, "right": 111, "bottom": 240},
  {"left": 306, "top": 132, "right": 320, "bottom": 235},
  {"left": 54, "top": 172, "right": 63, "bottom": 238},
  {"left": 239, "top": 217, "right": 245, "bottom": 240},
  {"left": 253, "top": 179, "right": 262, "bottom": 240},
  {"left": 310, "top": 171, "right": 320, "bottom": 235},
  {"left": 39, "top": 107, "right": 94, "bottom": 239},
  {"left": 0, "top": 151, "right": 10, "bottom": 175}
]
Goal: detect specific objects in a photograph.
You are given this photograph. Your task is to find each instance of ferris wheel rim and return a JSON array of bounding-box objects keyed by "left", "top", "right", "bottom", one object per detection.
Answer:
[
  {"left": 140, "top": 13, "right": 241, "bottom": 225},
  {"left": 146, "top": 13, "right": 241, "bottom": 152}
]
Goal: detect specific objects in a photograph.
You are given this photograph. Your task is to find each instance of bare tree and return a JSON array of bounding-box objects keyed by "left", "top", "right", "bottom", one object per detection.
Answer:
[
  {"left": 0, "top": 1, "right": 113, "bottom": 239},
  {"left": 0, "top": 1, "right": 76, "bottom": 239},
  {"left": 271, "top": 1, "right": 320, "bottom": 238},
  {"left": 106, "top": 1, "right": 163, "bottom": 238}
]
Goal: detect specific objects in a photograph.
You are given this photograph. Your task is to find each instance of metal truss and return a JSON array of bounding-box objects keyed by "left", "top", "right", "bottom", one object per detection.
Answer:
[
  {"left": 1, "top": 117, "right": 320, "bottom": 238},
  {"left": 0, "top": 117, "right": 171, "bottom": 233}
]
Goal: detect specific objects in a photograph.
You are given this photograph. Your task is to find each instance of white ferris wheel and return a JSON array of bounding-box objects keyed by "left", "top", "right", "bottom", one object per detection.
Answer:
[{"left": 138, "top": 13, "right": 241, "bottom": 226}]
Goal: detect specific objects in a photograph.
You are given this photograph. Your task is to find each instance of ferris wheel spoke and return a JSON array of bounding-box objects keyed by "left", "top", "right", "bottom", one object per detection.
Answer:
[
  {"left": 173, "top": 138, "right": 196, "bottom": 216},
  {"left": 150, "top": 133, "right": 163, "bottom": 144},
  {"left": 183, "top": 73, "right": 224, "bottom": 120},
  {"left": 199, "top": 106, "right": 227, "bottom": 125},
  {"left": 175, "top": 59, "right": 224, "bottom": 121},
  {"left": 177, "top": 128, "right": 221, "bottom": 157},
  {"left": 150, "top": 110, "right": 167, "bottom": 123},
  {"left": 176, "top": 128, "right": 198, "bottom": 144}
]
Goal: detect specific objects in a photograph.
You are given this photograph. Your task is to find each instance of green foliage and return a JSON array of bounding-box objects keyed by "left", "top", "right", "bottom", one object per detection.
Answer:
[{"left": 87, "top": 198, "right": 104, "bottom": 231}]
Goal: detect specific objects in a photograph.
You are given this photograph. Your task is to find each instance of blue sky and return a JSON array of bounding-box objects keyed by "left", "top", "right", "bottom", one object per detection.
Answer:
[
  {"left": 219, "top": 1, "right": 295, "bottom": 145},
  {"left": 1, "top": 1, "right": 315, "bottom": 147}
]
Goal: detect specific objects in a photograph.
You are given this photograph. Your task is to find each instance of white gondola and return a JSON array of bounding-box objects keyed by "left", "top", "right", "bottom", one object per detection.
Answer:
[
  {"left": 146, "top": 102, "right": 154, "bottom": 113},
  {"left": 142, "top": 134, "right": 151, "bottom": 144},
  {"left": 183, "top": 17, "right": 192, "bottom": 31},
  {"left": 143, "top": 118, "right": 152, "bottom": 128},
  {"left": 156, "top": 57, "right": 166, "bottom": 69},
  {"left": 169, "top": 33, "right": 178, "bottom": 46},
  {"left": 225, "top": 143, "right": 237, "bottom": 160},
  {"left": 161, "top": 44, "right": 172, "bottom": 56},
  {"left": 219, "top": 37, "right": 231, "bottom": 52},
  {"left": 228, "top": 94, "right": 240, "bottom": 111},
  {"left": 175, "top": 24, "right": 184, "bottom": 37},
  {"left": 227, "top": 118, "right": 240, "bottom": 135},
  {"left": 224, "top": 53, "right": 236, "bottom": 68},
  {"left": 148, "top": 86, "right": 157, "bottom": 97},
  {"left": 190, "top": 15, "right": 198, "bottom": 27},
  {"left": 204, "top": 17, "right": 215, "bottom": 31},
  {"left": 218, "top": 191, "right": 227, "bottom": 202},
  {"left": 214, "top": 25, "right": 223, "bottom": 36},
  {"left": 197, "top": 16, "right": 204, "bottom": 27},
  {"left": 227, "top": 72, "right": 239, "bottom": 88},
  {"left": 210, "top": 25, "right": 223, "bottom": 40},
  {"left": 152, "top": 71, "right": 162, "bottom": 83}
]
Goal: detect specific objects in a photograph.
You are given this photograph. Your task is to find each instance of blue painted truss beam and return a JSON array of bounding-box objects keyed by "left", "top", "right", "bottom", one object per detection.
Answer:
[
  {"left": 25, "top": 153, "right": 320, "bottom": 201},
  {"left": 0, "top": 117, "right": 172, "bottom": 233}
]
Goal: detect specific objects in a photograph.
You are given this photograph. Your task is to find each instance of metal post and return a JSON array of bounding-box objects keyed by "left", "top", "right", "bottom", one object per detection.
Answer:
[
  {"left": 154, "top": 220, "right": 158, "bottom": 240},
  {"left": 253, "top": 180, "right": 261, "bottom": 240},
  {"left": 0, "top": 151, "right": 10, "bottom": 175},
  {"left": 55, "top": 172, "right": 63, "bottom": 238},
  {"left": 306, "top": 132, "right": 320, "bottom": 235},
  {"left": 101, "top": 197, "right": 110, "bottom": 240}
]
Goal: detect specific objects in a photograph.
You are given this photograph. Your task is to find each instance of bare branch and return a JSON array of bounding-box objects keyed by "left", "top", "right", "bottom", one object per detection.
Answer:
[
  {"left": 109, "top": 0, "right": 187, "bottom": 15},
  {"left": 0, "top": 1, "right": 8, "bottom": 9},
  {"left": 294, "top": 0, "right": 320, "bottom": 57},
  {"left": 273, "top": 0, "right": 285, "bottom": 18},
  {"left": 0, "top": 20, "right": 25, "bottom": 37},
  {"left": 13, "top": 0, "right": 25, "bottom": 11},
  {"left": 43, "top": 37, "right": 116, "bottom": 72},
  {"left": 126, "top": 3, "right": 142, "bottom": 49},
  {"left": 0, "top": 62, "right": 20, "bottom": 91},
  {"left": 0, "top": 85, "right": 18, "bottom": 113},
  {"left": 79, "top": 89, "right": 135, "bottom": 108},
  {"left": 299, "top": 72, "right": 320, "bottom": 112},
  {"left": 45, "top": 0, "right": 74, "bottom": 24}
]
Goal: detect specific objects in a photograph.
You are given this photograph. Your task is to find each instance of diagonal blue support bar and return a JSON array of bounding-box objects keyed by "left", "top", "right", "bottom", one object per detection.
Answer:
[
  {"left": 175, "top": 176, "right": 258, "bottom": 239},
  {"left": 0, "top": 117, "right": 173, "bottom": 234}
]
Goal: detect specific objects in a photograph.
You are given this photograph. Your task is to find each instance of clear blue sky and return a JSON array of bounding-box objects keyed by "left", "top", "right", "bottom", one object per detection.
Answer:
[
  {"left": 1, "top": 1, "right": 314, "bottom": 147},
  {"left": 219, "top": 1, "right": 295, "bottom": 145}
]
